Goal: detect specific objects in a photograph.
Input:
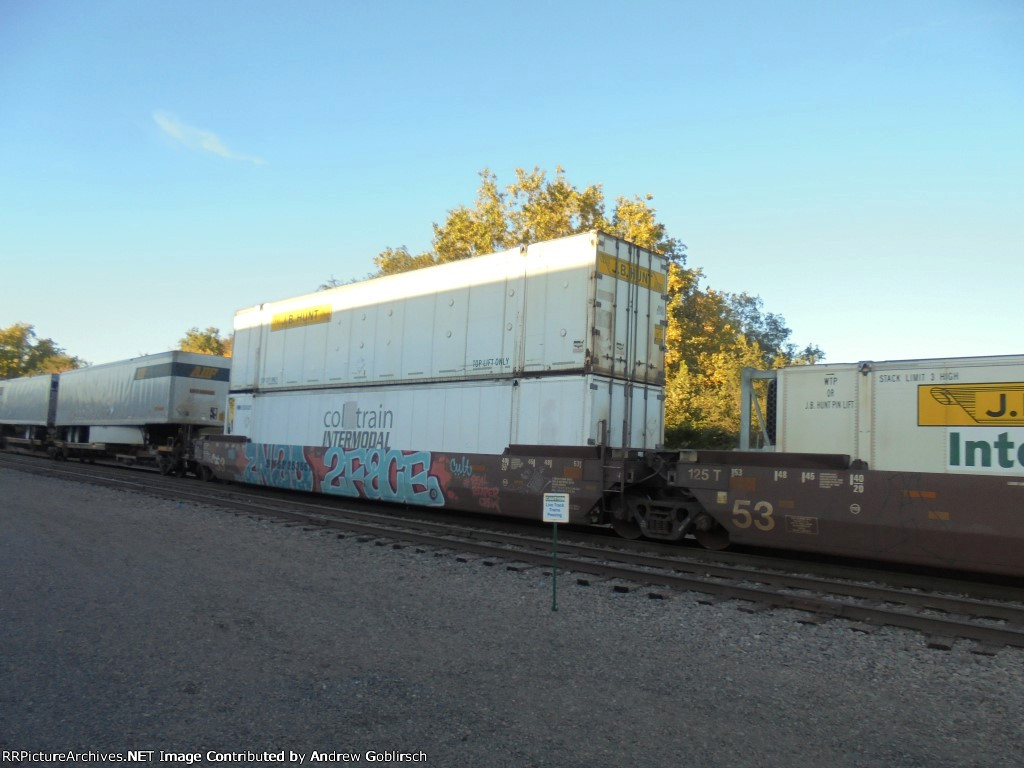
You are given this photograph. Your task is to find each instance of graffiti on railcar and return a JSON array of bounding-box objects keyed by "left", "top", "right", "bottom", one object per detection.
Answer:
[
  {"left": 238, "top": 442, "right": 444, "bottom": 505},
  {"left": 320, "top": 446, "right": 444, "bottom": 506},
  {"left": 243, "top": 443, "right": 316, "bottom": 491},
  {"left": 466, "top": 473, "right": 501, "bottom": 510}
]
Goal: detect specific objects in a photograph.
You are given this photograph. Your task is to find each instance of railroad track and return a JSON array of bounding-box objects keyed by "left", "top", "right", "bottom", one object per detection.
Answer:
[{"left": 4, "top": 451, "right": 1024, "bottom": 652}]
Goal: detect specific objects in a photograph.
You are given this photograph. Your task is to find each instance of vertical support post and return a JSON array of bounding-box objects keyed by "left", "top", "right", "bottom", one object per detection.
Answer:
[
  {"left": 551, "top": 522, "right": 558, "bottom": 612},
  {"left": 542, "top": 492, "right": 570, "bottom": 613}
]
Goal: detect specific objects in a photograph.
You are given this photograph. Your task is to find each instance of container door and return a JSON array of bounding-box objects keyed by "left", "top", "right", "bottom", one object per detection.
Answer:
[{"left": 593, "top": 234, "right": 668, "bottom": 385}]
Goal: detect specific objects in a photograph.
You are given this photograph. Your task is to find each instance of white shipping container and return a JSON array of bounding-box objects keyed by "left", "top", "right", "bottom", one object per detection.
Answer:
[
  {"left": 775, "top": 354, "right": 1024, "bottom": 475},
  {"left": 0, "top": 374, "right": 58, "bottom": 426},
  {"left": 55, "top": 351, "right": 230, "bottom": 427},
  {"left": 231, "top": 231, "right": 667, "bottom": 392},
  {"left": 227, "top": 374, "right": 664, "bottom": 453}
]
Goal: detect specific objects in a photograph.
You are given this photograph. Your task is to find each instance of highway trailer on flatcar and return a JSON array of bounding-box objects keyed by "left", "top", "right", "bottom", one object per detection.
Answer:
[
  {"left": 53, "top": 351, "right": 230, "bottom": 474},
  {"left": 0, "top": 373, "right": 59, "bottom": 451}
]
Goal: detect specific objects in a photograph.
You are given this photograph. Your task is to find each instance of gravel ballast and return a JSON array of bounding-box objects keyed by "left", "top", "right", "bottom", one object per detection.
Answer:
[{"left": 1, "top": 467, "right": 1022, "bottom": 767}]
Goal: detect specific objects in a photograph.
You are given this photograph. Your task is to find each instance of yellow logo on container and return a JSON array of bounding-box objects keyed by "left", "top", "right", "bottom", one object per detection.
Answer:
[
  {"left": 270, "top": 305, "right": 333, "bottom": 332},
  {"left": 919, "top": 383, "right": 1024, "bottom": 426},
  {"left": 597, "top": 252, "right": 667, "bottom": 293}
]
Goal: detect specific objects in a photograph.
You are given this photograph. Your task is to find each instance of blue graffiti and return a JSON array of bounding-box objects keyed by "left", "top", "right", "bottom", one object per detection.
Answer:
[
  {"left": 322, "top": 447, "right": 443, "bottom": 507},
  {"left": 243, "top": 443, "right": 314, "bottom": 492},
  {"left": 449, "top": 456, "right": 473, "bottom": 477}
]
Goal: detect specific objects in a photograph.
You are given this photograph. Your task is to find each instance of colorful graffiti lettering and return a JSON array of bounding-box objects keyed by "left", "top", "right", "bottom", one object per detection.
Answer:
[
  {"left": 243, "top": 443, "right": 315, "bottom": 492},
  {"left": 449, "top": 456, "right": 473, "bottom": 477},
  {"left": 322, "top": 447, "right": 444, "bottom": 506}
]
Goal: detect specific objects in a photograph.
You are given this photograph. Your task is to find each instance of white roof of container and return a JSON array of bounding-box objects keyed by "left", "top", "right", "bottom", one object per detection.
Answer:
[{"left": 235, "top": 231, "right": 644, "bottom": 328}]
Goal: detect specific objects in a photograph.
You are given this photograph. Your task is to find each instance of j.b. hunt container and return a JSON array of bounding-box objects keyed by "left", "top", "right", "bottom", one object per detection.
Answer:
[
  {"left": 767, "top": 354, "right": 1024, "bottom": 475},
  {"left": 230, "top": 231, "right": 667, "bottom": 393}
]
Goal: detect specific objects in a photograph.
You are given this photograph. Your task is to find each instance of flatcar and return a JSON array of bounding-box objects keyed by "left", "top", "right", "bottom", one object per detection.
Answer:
[{"left": 191, "top": 230, "right": 1024, "bottom": 578}]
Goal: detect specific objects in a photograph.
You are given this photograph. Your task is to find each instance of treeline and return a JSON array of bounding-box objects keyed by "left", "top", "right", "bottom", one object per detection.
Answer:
[
  {"left": 0, "top": 324, "right": 232, "bottom": 380},
  {"left": 0, "top": 323, "right": 84, "bottom": 379}
]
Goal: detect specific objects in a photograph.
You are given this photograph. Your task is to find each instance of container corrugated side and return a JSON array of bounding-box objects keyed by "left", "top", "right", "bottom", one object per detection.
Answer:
[
  {"left": 55, "top": 351, "right": 230, "bottom": 426},
  {"left": 228, "top": 373, "right": 662, "bottom": 453},
  {"left": 0, "top": 374, "right": 58, "bottom": 425},
  {"left": 776, "top": 362, "right": 861, "bottom": 458},
  {"left": 232, "top": 231, "right": 667, "bottom": 393}
]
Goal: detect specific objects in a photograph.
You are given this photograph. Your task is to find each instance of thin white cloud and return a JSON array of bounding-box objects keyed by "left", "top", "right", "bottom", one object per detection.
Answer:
[{"left": 153, "top": 110, "right": 265, "bottom": 165}]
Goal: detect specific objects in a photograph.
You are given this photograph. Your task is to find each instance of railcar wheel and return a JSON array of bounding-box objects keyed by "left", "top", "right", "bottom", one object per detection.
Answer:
[
  {"left": 611, "top": 516, "right": 644, "bottom": 539},
  {"left": 606, "top": 493, "right": 644, "bottom": 539},
  {"left": 198, "top": 464, "right": 215, "bottom": 482},
  {"left": 693, "top": 515, "right": 730, "bottom": 550},
  {"left": 158, "top": 457, "right": 174, "bottom": 476}
]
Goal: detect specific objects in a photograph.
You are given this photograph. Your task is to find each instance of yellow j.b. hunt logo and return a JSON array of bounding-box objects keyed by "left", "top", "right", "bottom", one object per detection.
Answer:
[
  {"left": 271, "top": 304, "right": 333, "bottom": 332},
  {"left": 919, "top": 383, "right": 1024, "bottom": 426},
  {"left": 596, "top": 252, "right": 667, "bottom": 293}
]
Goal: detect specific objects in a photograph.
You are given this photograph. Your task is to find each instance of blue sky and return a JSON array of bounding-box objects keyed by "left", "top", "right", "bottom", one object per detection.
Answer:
[{"left": 2, "top": 0, "right": 1021, "bottom": 367}]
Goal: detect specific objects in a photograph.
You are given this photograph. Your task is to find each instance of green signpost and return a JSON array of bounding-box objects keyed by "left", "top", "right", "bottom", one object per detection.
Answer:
[{"left": 542, "top": 493, "right": 570, "bottom": 612}]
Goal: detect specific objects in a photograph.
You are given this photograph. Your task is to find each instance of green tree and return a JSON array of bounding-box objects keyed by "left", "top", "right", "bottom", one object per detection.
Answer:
[
  {"left": 374, "top": 166, "right": 642, "bottom": 273},
  {"left": 373, "top": 246, "right": 439, "bottom": 277},
  {"left": 0, "top": 323, "right": 84, "bottom": 379},
  {"left": 662, "top": 263, "right": 827, "bottom": 447},
  {"left": 178, "top": 327, "right": 233, "bottom": 357}
]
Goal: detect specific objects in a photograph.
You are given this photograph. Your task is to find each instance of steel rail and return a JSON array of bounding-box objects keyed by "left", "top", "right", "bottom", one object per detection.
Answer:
[{"left": 4, "top": 453, "right": 1024, "bottom": 649}]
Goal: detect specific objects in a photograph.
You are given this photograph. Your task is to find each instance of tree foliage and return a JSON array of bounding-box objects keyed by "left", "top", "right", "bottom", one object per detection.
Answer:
[
  {"left": 374, "top": 166, "right": 687, "bottom": 274},
  {"left": 0, "top": 323, "right": 84, "bottom": 379},
  {"left": 178, "top": 327, "right": 233, "bottom": 357},
  {"left": 371, "top": 167, "right": 821, "bottom": 448}
]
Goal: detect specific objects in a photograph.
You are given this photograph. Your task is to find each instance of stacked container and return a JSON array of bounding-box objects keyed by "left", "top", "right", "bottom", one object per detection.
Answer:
[{"left": 228, "top": 231, "right": 668, "bottom": 452}]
